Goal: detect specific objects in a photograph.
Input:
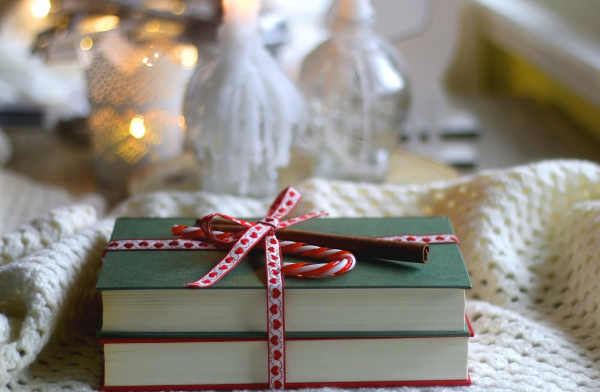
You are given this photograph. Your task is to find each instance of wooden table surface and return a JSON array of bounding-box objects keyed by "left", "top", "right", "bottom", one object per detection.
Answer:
[{"left": 5, "top": 95, "right": 600, "bottom": 200}]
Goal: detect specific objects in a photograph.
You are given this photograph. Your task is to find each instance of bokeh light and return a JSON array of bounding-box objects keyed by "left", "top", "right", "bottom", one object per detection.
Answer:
[
  {"left": 130, "top": 116, "right": 146, "bottom": 139},
  {"left": 32, "top": 0, "right": 51, "bottom": 18},
  {"left": 80, "top": 37, "right": 93, "bottom": 51}
]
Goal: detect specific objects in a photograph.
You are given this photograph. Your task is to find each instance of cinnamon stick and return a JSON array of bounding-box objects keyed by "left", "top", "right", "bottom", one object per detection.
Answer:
[{"left": 200, "top": 220, "right": 429, "bottom": 264}]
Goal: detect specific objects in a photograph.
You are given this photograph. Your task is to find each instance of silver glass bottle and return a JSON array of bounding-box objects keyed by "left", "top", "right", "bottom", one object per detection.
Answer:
[{"left": 298, "top": 0, "right": 410, "bottom": 182}]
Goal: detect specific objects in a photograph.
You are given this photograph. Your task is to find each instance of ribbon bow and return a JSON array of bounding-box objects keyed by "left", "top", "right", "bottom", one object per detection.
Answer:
[{"left": 185, "top": 186, "right": 327, "bottom": 389}]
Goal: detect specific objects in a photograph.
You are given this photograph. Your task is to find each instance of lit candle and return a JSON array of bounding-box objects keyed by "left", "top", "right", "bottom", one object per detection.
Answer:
[
  {"left": 223, "top": 0, "right": 260, "bottom": 24},
  {"left": 183, "top": 0, "right": 305, "bottom": 196},
  {"left": 339, "top": 0, "right": 374, "bottom": 21},
  {"left": 221, "top": 0, "right": 261, "bottom": 44}
]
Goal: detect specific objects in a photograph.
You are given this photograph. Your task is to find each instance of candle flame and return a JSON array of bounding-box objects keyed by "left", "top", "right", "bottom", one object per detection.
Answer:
[
  {"left": 223, "top": 0, "right": 260, "bottom": 19},
  {"left": 32, "top": 0, "right": 51, "bottom": 18},
  {"left": 130, "top": 116, "right": 146, "bottom": 139}
]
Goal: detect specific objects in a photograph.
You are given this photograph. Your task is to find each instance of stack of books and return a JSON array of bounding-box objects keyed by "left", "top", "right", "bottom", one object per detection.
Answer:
[{"left": 97, "top": 217, "right": 473, "bottom": 390}]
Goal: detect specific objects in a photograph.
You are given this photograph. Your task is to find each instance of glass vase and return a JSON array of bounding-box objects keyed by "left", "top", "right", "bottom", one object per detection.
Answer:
[{"left": 298, "top": 8, "right": 410, "bottom": 182}]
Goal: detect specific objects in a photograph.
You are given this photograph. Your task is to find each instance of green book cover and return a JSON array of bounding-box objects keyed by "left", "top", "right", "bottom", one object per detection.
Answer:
[{"left": 97, "top": 217, "right": 472, "bottom": 290}]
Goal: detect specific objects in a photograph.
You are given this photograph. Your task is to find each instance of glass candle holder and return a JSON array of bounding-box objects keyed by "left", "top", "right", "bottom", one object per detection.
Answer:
[{"left": 78, "top": 30, "right": 191, "bottom": 194}]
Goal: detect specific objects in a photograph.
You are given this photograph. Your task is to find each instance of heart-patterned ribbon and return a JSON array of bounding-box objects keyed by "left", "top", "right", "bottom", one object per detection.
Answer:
[{"left": 188, "top": 186, "right": 325, "bottom": 389}]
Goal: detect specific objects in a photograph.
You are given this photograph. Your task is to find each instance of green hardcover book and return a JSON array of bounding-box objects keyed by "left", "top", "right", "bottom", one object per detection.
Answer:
[{"left": 97, "top": 216, "right": 472, "bottom": 336}]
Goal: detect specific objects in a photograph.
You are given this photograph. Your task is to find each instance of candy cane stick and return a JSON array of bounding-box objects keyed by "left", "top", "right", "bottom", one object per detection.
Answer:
[{"left": 172, "top": 225, "right": 355, "bottom": 278}]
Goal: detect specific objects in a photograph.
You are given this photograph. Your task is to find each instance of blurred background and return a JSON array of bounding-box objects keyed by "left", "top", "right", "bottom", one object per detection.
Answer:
[{"left": 1, "top": 0, "right": 600, "bottom": 202}]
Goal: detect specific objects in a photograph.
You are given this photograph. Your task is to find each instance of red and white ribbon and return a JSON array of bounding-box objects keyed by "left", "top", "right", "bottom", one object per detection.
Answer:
[
  {"left": 264, "top": 232, "right": 285, "bottom": 388},
  {"left": 105, "top": 238, "right": 221, "bottom": 251},
  {"left": 383, "top": 234, "right": 459, "bottom": 243},
  {"left": 186, "top": 187, "right": 318, "bottom": 389}
]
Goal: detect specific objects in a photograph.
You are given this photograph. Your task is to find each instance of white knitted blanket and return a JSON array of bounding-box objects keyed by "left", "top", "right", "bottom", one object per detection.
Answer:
[{"left": 2, "top": 160, "right": 600, "bottom": 392}]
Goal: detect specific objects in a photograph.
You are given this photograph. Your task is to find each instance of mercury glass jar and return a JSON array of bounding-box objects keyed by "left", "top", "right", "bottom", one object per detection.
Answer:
[
  {"left": 78, "top": 30, "right": 192, "bottom": 195},
  {"left": 298, "top": 0, "right": 410, "bottom": 182}
]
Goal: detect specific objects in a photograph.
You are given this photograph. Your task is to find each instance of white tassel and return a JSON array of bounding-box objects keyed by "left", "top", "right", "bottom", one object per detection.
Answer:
[{"left": 188, "top": 0, "right": 304, "bottom": 196}]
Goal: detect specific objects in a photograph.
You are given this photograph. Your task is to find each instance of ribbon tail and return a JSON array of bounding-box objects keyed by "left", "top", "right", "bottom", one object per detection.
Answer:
[
  {"left": 185, "top": 223, "right": 272, "bottom": 288},
  {"left": 265, "top": 232, "right": 285, "bottom": 390},
  {"left": 278, "top": 211, "right": 329, "bottom": 229},
  {"left": 266, "top": 187, "right": 302, "bottom": 220}
]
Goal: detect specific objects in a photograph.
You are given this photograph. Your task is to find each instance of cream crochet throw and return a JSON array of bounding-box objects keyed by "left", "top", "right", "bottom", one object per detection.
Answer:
[{"left": 2, "top": 159, "right": 600, "bottom": 392}]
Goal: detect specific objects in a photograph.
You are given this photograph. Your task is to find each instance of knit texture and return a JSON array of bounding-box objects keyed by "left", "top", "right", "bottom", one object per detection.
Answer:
[{"left": 2, "top": 159, "right": 600, "bottom": 391}]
